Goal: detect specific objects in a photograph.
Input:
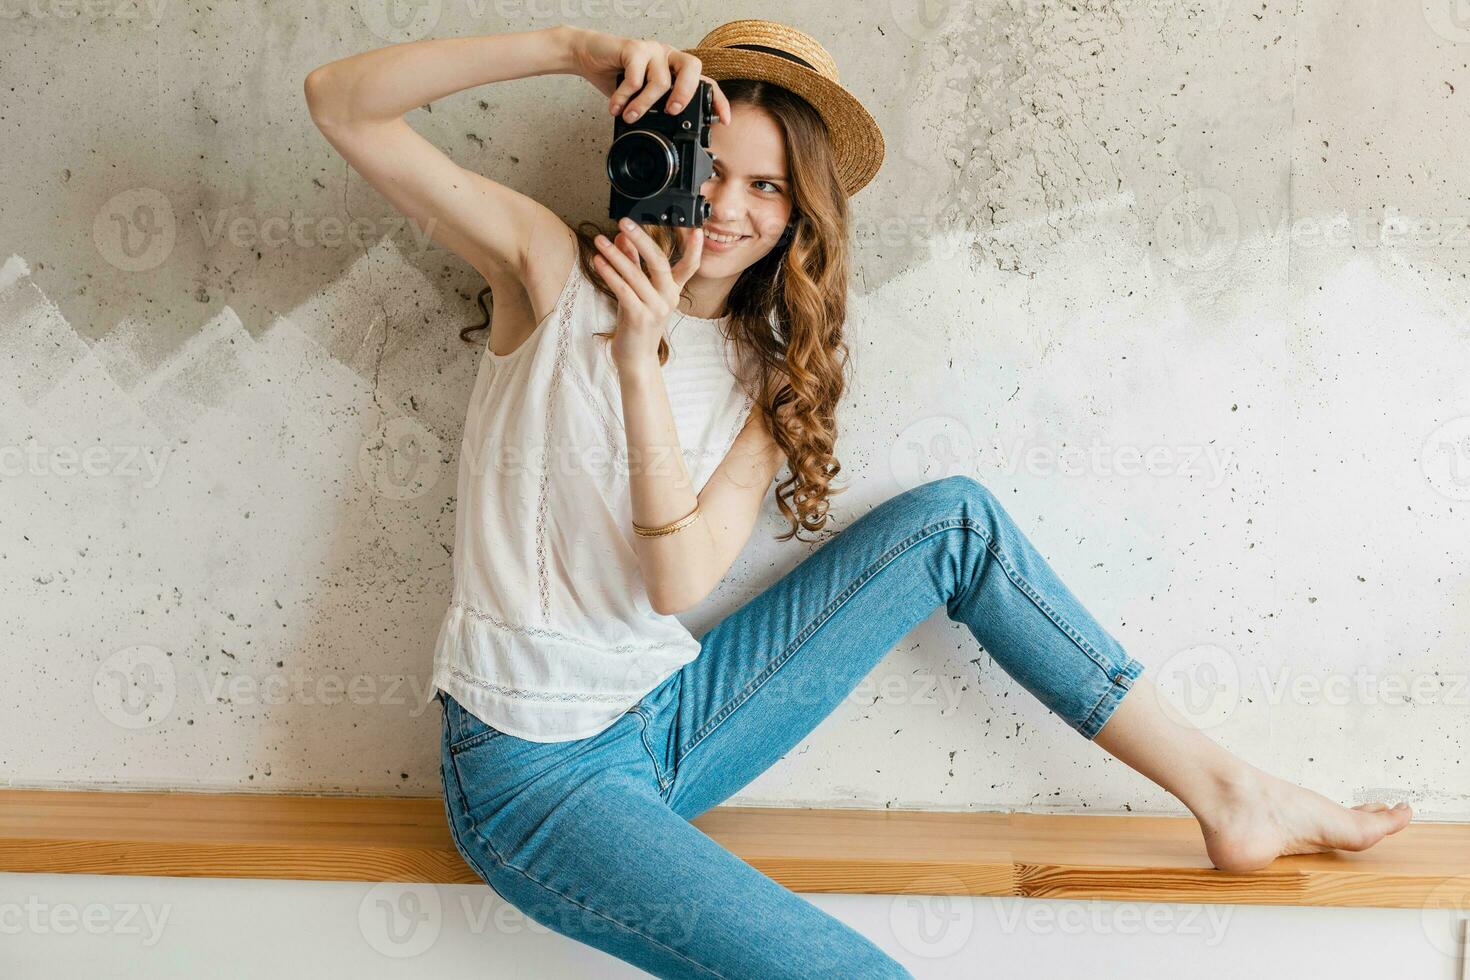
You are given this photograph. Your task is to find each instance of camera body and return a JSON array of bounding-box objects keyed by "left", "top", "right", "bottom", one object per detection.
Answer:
[{"left": 607, "top": 70, "right": 716, "bottom": 228}]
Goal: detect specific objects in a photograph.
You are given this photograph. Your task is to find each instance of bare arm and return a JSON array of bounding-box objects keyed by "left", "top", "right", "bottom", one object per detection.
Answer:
[
  {"left": 301, "top": 27, "right": 584, "bottom": 330},
  {"left": 621, "top": 361, "right": 786, "bottom": 615}
]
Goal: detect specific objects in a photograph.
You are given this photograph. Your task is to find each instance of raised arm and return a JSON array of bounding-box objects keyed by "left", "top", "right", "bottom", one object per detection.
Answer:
[{"left": 302, "top": 27, "right": 586, "bottom": 336}]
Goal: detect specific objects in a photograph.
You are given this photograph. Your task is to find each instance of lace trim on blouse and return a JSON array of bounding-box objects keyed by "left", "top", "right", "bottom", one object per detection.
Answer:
[
  {"left": 534, "top": 270, "right": 581, "bottom": 620},
  {"left": 449, "top": 599, "right": 690, "bottom": 655},
  {"left": 442, "top": 665, "right": 633, "bottom": 704}
]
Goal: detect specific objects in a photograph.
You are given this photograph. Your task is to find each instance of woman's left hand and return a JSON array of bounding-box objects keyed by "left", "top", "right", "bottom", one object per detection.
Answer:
[{"left": 591, "top": 218, "right": 704, "bottom": 371}]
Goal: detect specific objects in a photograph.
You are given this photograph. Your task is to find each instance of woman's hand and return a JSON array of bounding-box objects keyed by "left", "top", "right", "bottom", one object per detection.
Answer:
[
  {"left": 591, "top": 218, "right": 704, "bottom": 371},
  {"left": 566, "top": 27, "right": 731, "bottom": 125}
]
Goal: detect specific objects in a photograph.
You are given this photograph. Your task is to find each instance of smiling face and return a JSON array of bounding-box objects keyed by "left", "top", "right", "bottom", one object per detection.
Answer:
[{"left": 693, "top": 103, "right": 794, "bottom": 279}]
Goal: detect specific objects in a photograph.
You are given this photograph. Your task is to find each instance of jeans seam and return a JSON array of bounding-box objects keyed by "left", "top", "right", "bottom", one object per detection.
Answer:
[
  {"left": 967, "top": 517, "right": 1117, "bottom": 679},
  {"left": 675, "top": 519, "right": 958, "bottom": 764},
  {"left": 1077, "top": 655, "right": 1146, "bottom": 738},
  {"left": 442, "top": 731, "right": 725, "bottom": 978},
  {"left": 675, "top": 515, "right": 1126, "bottom": 767},
  {"left": 634, "top": 707, "right": 673, "bottom": 793}
]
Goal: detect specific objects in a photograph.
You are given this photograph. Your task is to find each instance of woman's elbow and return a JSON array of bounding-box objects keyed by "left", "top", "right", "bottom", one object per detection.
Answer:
[
  {"left": 647, "top": 581, "right": 707, "bottom": 617},
  {"left": 302, "top": 67, "right": 342, "bottom": 128}
]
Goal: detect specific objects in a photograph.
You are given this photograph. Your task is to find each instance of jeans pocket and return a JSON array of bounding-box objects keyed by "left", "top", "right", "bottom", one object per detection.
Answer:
[{"left": 444, "top": 694, "right": 507, "bottom": 756}]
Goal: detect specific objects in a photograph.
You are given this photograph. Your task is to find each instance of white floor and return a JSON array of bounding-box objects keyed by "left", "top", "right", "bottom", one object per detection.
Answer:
[{"left": 1, "top": 872, "right": 1464, "bottom": 978}]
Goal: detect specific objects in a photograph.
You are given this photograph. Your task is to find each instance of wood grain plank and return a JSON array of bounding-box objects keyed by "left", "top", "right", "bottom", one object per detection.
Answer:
[{"left": 1, "top": 789, "right": 1466, "bottom": 909}]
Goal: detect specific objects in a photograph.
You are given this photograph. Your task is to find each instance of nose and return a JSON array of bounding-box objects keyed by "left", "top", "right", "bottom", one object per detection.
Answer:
[{"left": 700, "top": 177, "right": 743, "bottom": 224}]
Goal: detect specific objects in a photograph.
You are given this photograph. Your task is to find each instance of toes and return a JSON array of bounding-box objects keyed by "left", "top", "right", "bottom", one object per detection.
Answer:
[{"left": 1341, "top": 802, "right": 1412, "bottom": 850}]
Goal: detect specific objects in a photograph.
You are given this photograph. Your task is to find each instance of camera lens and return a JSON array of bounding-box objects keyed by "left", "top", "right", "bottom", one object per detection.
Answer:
[{"left": 607, "top": 131, "right": 679, "bottom": 199}]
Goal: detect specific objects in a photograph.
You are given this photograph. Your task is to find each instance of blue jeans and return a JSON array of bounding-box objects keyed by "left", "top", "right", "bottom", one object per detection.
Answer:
[{"left": 436, "top": 475, "right": 1145, "bottom": 978}]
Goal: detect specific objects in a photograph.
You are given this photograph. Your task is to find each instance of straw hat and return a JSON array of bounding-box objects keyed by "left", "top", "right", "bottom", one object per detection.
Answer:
[{"left": 681, "top": 19, "right": 886, "bottom": 197}]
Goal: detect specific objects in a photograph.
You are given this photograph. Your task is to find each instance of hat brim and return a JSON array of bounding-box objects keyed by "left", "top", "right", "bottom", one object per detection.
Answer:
[{"left": 681, "top": 46, "right": 885, "bottom": 197}]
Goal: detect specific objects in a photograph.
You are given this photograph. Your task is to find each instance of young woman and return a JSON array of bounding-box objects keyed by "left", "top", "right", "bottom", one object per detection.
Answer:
[{"left": 304, "top": 20, "right": 1412, "bottom": 978}]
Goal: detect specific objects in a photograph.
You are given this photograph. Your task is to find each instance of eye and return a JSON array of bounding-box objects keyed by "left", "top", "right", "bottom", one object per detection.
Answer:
[{"left": 753, "top": 179, "right": 782, "bottom": 193}]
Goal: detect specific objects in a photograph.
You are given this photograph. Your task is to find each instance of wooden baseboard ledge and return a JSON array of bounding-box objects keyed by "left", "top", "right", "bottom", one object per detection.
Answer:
[{"left": 1, "top": 789, "right": 1466, "bottom": 909}]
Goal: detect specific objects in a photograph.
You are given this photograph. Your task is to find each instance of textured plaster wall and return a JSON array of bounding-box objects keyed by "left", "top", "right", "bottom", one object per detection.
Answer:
[{"left": 1, "top": 1, "right": 1466, "bottom": 818}]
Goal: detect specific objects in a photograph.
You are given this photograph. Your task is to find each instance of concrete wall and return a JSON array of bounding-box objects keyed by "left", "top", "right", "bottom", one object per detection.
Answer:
[{"left": 1, "top": 1, "right": 1467, "bottom": 824}]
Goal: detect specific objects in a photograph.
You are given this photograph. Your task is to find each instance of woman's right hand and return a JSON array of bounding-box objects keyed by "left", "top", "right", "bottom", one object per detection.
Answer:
[{"left": 565, "top": 27, "right": 731, "bottom": 126}]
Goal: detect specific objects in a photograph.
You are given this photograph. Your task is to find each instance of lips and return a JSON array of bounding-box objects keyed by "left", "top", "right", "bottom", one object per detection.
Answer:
[{"left": 704, "top": 228, "right": 749, "bottom": 244}]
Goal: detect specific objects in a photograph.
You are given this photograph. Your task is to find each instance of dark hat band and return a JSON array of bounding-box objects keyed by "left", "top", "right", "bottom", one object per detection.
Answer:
[{"left": 725, "top": 42, "right": 817, "bottom": 72}]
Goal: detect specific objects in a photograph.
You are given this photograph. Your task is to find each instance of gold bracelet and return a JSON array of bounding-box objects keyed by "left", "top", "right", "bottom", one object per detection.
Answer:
[{"left": 632, "top": 505, "right": 702, "bottom": 538}]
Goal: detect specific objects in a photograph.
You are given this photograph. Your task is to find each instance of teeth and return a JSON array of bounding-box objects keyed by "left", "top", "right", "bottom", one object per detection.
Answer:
[{"left": 707, "top": 231, "right": 744, "bottom": 243}]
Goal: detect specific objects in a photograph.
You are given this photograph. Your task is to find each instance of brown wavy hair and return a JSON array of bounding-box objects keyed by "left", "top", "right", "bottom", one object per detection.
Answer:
[{"left": 462, "top": 78, "right": 852, "bottom": 542}]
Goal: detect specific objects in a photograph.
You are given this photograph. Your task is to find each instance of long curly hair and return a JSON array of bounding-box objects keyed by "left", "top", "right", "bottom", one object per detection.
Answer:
[{"left": 462, "top": 79, "right": 853, "bottom": 542}]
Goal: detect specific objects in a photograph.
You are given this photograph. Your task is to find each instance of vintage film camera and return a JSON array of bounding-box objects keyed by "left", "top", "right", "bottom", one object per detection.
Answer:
[{"left": 607, "top": 70, "right": 717, "bottom": 228}]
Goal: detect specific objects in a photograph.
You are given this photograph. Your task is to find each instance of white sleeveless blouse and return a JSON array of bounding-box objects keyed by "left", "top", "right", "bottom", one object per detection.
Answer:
[{"left": 423, "top": 254, "right": 758, "bottom": 742}]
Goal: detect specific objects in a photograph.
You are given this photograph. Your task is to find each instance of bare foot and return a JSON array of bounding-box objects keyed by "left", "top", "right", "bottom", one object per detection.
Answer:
[{"left": 1196, "top": 768, "right": 1413, "bottom": 873}]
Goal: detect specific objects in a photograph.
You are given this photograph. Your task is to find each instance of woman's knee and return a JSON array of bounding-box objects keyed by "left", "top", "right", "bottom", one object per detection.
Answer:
[{"left": 903, "top": 473, "right": 998, "bottom": 523}]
